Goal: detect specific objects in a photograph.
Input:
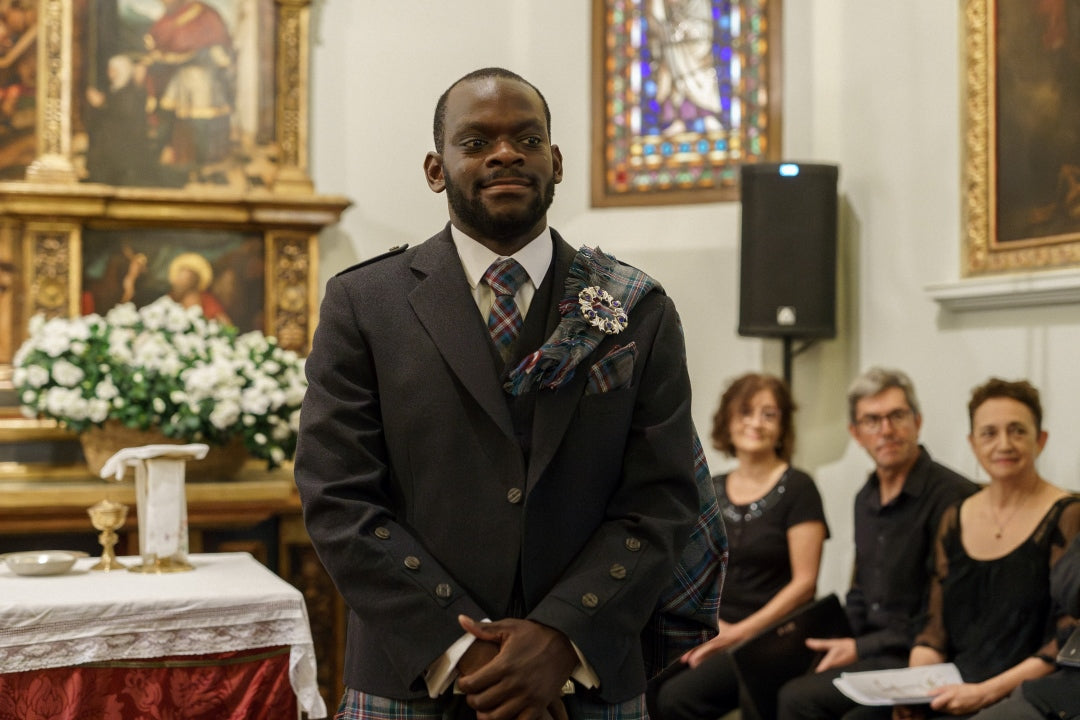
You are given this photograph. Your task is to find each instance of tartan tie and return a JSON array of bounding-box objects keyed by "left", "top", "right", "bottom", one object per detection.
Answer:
[{"left": 483, "top": 258, "right": 527, "bottom": 361}]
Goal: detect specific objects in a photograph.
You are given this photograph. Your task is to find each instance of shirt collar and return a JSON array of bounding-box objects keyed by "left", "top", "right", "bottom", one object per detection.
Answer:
[
  {"left": 451, "top": 225, "right": 553, "bottom": 291},
  {"left": 869, "top": 445, "right": 932, "bottom": 499},
  {"left": 899, "top": 446, "right": 932, "bottom": 497}
]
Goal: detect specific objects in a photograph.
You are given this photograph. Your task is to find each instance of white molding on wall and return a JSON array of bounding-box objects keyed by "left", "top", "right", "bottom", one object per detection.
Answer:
[{"left": 925, "top": 268, "right": 1080, "bottom": 312}]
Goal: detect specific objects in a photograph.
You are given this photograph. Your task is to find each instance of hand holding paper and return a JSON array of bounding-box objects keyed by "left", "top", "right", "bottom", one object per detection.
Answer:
[{"left": 832, "top": 663, "right": 963, "bottom": 706}]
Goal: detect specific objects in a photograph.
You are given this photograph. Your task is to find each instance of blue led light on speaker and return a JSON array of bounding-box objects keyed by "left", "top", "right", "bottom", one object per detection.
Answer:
[{"left": 779, "top": 163, "right": 800, "bottom": 177}]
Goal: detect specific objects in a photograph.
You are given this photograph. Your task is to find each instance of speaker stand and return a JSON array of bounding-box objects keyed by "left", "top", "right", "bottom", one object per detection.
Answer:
[{"left": 782, "top": 336, "right": 820, "bottom": 389}]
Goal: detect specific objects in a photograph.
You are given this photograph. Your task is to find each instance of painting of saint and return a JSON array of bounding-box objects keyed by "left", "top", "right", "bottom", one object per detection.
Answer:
[
  {"left": 143, "top": 0, "right": 235, "bottom": 184},
  {"left": 995, "top": 0, "right": 1080, "bottom": 244},
  {"left": 647, "top": 0, "right": 725, "bottom": 136},
  {"left": 75, "top": 0, "right": 276, "bottom": 189},
  {"left": 81, "top": 230, "right": 265, "bottom": 332},
  {"left": 84, "top": 55, "right": 156, "bottom": 186}
]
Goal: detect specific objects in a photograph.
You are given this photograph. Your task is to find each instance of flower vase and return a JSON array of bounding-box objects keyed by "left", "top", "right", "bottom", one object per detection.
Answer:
[{"left": 80, "top": 421, "right": 249, "bottom": 480}]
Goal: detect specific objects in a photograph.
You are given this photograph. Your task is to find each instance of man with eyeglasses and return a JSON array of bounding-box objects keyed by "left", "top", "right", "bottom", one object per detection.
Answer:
[{"left": 776, "top": 367, "right": 978, "bottom": 720}]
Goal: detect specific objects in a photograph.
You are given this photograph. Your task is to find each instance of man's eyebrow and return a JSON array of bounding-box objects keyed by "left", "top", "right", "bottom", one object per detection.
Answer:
[{"left": 452, "top": 119, "right": 546, "bottom": 137}]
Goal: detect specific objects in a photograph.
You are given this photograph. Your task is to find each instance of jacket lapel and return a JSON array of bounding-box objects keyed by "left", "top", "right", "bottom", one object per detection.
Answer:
[
  {"left": 408, "top": 228, "right": 515, "bottom": 438},
  {"left": 527, "top": 235, "right": 589, "bottom": 491}
]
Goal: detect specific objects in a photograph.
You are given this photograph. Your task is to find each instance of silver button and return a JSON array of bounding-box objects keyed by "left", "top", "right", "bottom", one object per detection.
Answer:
[
  {"left": 609, "top": 564, "right": 627, "bottom": 580},
  {"left": 404, "top": 556, "right": 421, "bottom": 570},
  {"left": 625, "top": 538, "right": 641, "bottom": 552},
  {"left": 436, "top": 583, "right": 452, "bottom": 598},
  {"left": 581, "top": 593, "right": 599, "bottom": 608},
  {"left": 374, "top": 527, "right": 391, "bottom": 540},
  {"left": 507, "top": 488, "right": 523, "bottom": 504}
]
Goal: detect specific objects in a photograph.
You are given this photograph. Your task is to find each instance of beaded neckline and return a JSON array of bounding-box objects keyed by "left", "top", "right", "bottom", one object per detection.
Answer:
[{"left": 718, "top": 468, "right": 791, "bottom": 525}]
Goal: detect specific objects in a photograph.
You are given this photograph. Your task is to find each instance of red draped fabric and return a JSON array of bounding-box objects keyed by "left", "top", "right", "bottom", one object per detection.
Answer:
[{"left": 0, "top": 646, "right": 297, "bottom": 720}]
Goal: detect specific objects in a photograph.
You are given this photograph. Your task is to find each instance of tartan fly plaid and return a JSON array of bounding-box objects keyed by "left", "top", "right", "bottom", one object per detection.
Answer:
[
  {"left": 335, "top": 688, "right": 646, "bottom": 720},
  {"left": 484, "top": 258, "right": 528, "bottom": 361}
]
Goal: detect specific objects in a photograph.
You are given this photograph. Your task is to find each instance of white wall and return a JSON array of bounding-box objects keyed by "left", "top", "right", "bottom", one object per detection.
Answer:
[{"left": 308, "top": 0, "right": 1080, "bottom": 599}]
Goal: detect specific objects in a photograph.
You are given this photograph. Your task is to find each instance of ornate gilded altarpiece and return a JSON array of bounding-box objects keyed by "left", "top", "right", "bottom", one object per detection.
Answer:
[
  {"left": 964, "top": 0, "right": 1080, "bottom": 274},
  {"left": 0, "top": 0, "right": 349, "bottom": 410},
  {"left": 0, "top": 1, "right": 351, "bottom": 707},
  {"left": 591, "top": 0, "right": 782, "bottom": 206}
]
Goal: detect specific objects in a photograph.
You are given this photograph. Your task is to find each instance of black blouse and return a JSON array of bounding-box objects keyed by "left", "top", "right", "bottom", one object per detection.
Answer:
[
  {"left": 715, "top": 467, "right": 828, "bottom": 623},
  {"left": 914, "top": 495, "right": 1080, "bottom": 682}
]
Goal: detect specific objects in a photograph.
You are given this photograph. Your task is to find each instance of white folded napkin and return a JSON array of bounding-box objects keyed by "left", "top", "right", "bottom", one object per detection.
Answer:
[{"left": 99, "top": 444, "right": 209, "bottom": 560}]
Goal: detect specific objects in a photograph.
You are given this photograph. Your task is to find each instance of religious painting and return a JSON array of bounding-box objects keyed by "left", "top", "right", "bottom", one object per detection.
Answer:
[
  {"left": 0, "top": 0, "right": 39, "bottom": 180},
  {"left": 81, "top": 228, "right": 266, "bottom": 332},
  {"left": 591, "top": 0, "right": 782, "bottom": 206},
  {"left": 963, "top": 0, "right": 1080, "bottom": 274},
  {"left": 67, "top": 0, "right": 277, "bottom": 190},
  {"left": 0, "top": 0, "right": 342, "bottom": 471}
]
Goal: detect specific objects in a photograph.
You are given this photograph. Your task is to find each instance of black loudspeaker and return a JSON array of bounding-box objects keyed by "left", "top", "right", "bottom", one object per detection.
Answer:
[{"left": 738, "top": 162, "right": 839, "bottom": 339}]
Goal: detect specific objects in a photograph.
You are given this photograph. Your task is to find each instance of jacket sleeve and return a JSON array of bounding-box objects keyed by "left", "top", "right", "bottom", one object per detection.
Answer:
[
  {"left": 641, "top": 431, "right": 727, "bottom": 678},
  {"left": 294, "top": 276, "right": 489, "bottom": 691}
]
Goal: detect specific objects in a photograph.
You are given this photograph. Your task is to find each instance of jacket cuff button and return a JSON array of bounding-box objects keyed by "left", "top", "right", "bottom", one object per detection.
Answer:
[{"left": 624, "top": 537, "right": 641, "bottom": 552}]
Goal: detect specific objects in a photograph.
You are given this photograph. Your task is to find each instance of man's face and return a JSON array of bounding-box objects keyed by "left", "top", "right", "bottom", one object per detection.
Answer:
[
  {"left": 424, "top": 77, "right": 563, "bottom": 252},
  {"left": 849, "top": 386, "right": 922, "bottom": 474}
]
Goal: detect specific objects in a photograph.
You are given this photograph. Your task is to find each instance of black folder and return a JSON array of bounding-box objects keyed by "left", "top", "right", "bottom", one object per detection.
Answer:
[
  {"left": 1058, "top": 625, "right": 1080, "bottom": 668},
  {"left": 730, "top": 593, "right": 852, "bottom": 720}
]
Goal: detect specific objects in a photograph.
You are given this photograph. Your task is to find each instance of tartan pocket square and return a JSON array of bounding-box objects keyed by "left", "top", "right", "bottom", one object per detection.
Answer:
[{"left": 585, "top": 342, "right": 637, "bottom": 395}]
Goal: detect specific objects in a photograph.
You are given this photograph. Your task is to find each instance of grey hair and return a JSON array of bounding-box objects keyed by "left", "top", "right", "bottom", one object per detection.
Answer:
[{"left": 846, "top": 367, "right": 921, "bottom": 423}]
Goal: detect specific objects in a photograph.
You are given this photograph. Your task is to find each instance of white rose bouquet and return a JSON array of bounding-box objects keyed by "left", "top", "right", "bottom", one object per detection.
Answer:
[{"left": 13, "top": 296, "right": 306, "bottom": 468}]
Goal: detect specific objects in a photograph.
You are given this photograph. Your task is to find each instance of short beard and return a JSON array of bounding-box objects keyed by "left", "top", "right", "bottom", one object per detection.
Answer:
[{"left": 445, "top": 173, "right": 556, "bottom": 243}]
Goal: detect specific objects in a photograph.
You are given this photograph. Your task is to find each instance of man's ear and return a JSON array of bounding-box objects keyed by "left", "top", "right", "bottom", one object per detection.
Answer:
[
  {"left": 424, "top": 152, "right": 446, "bottom": 193},
  {"left": 551, "top": 144, "right": 564, "bottom": 184}
]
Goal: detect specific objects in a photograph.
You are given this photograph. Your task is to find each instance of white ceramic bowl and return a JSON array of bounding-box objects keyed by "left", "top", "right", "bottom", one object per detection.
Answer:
[{"left": 1, "top": 550, "right": 89, "bottom": 576}]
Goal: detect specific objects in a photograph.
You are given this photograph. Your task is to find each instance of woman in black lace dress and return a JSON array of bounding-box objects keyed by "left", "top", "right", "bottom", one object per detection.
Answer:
[{"left": 894, "top": 379, "right": 1080, "bottom": 720}]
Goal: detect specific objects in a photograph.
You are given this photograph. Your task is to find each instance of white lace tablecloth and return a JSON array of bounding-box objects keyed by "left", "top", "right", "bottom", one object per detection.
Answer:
[{"left": 0, "top": 551, "right": 327, "bottom": 718}]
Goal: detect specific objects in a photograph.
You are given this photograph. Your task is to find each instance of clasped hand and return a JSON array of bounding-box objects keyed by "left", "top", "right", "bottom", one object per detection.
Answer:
[{"left": 455, "top": 615, "right": 578, "bottom": 720}]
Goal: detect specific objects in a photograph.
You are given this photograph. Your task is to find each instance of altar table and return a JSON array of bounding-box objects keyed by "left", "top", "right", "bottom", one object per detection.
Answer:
[{"left": 0, "top": 552, "right": 327, "bottom": 719}]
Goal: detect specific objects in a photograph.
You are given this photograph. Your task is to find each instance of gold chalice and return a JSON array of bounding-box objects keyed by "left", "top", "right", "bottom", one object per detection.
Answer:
[{"left": 88, "top": 499, "right": 129, "bottom": 571}]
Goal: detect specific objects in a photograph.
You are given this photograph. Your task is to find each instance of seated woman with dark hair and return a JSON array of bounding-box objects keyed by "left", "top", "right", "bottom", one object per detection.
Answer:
[
  {"left": 654, "top": 373, "right": 828, "bottom": 720},
  {"left": 892, "top": 378, "right": 1080, "bottom": 720}
]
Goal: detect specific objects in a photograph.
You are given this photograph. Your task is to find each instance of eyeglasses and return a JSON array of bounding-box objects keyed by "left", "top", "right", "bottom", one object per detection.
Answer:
[
  {"left": 855, "top": 408, "right": 913, "bottom": 433},
  {"left": 738, "top": 407, "right": 781, "bottom": 425}
]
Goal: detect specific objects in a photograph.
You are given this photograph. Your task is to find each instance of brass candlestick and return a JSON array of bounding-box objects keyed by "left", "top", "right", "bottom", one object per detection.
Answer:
[{"left": 88, "top": 499, "right": 129, "bottom": 571}]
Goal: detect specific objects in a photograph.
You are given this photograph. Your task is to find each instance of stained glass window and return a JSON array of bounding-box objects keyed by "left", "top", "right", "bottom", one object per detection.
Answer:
[{"left": 592, "top": 0, "right": 779, "bottom": 205}]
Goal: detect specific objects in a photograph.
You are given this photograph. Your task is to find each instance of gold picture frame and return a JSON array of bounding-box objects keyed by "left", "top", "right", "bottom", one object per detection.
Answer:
[
  {"left": 0, "top": 187, "right": 348, "bottom": 379},
  {"left": 0, "top": 188, "right": 348, "bottom": 476},
  {"left": 963, "top": 0, "right": 1080, "bottom": 275},
  {"left": 590, "top": 0, "right": 783, "bottom": 207}
]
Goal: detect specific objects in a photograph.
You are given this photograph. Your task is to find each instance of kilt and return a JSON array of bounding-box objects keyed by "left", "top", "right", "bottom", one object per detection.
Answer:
[{"left": 334, "top": 688, "right": 647, "bottom": 720}]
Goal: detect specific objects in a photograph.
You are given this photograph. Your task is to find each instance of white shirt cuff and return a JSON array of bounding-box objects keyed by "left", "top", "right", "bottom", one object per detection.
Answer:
[
  {"left": 425, "top": 630, "right": 477, "bottom": 698},
  {"left": 423, "top": 625, "right": 600, "bottom": 698}
]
